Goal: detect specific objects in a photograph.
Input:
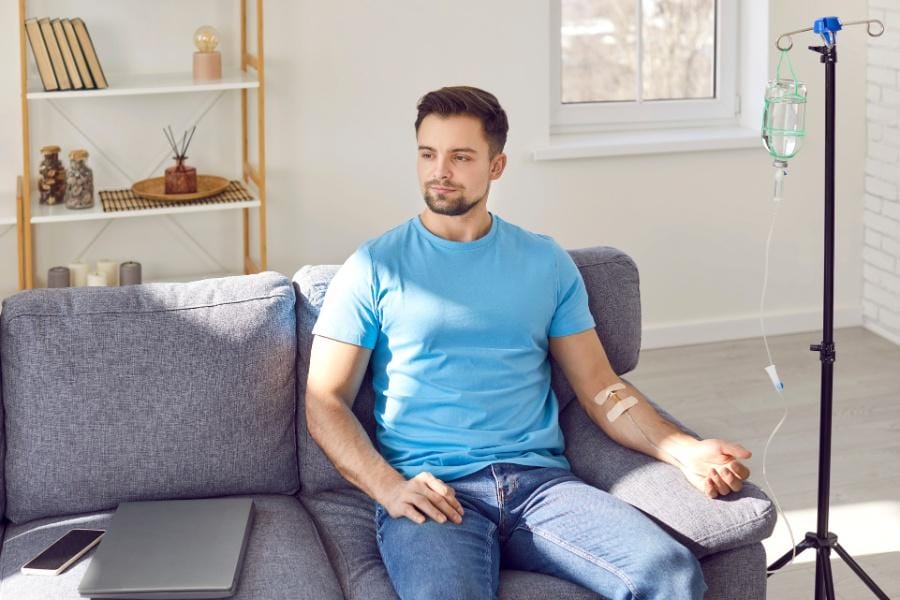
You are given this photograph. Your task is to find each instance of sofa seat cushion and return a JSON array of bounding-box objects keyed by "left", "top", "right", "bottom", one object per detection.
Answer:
[
  {"left": 0, "top": 273, "right": 299, "bottom": 524},
  {"left": 0, "top": 495, "right": 342, "bottom": 600},
  {"left": 299, "top": 488, "right": 602, "bottom": 599},
  {"left": 560, "top": 387, "right": 776, "bottom": 558}
]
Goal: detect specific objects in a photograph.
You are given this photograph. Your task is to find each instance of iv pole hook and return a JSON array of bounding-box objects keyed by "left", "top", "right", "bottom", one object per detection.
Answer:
[{"left": 776, "top": 18, "right": 883, "bottom": 51}]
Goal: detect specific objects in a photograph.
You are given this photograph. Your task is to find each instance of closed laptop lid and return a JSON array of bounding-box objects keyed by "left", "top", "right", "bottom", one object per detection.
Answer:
[{"left": 78, "top": 497, "right": 254, "bottom": 599}]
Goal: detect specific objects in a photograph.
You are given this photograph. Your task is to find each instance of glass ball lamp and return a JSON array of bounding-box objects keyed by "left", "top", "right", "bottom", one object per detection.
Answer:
[{"left": 193, "top": 25, "right": 222, "bottom": 81}]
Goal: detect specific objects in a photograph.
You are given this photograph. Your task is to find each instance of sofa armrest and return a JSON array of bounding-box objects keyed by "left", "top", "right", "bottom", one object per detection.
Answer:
[{"left": 559, "top": 382, "right": 776, "bottom": 558}]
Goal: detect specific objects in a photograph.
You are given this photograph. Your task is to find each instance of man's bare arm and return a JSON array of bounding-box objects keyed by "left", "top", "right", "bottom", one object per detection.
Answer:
[
  {"left": 549, "top": 329, "right": 751, "bottom": 498},
  {"left": 306, "top": 335, "right": 464, "bottom": 522}
]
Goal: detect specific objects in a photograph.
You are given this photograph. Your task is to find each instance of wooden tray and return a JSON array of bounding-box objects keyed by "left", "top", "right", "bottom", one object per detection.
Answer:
[{"left": 131, "top": 175, "right": 231, "bottom": 202}]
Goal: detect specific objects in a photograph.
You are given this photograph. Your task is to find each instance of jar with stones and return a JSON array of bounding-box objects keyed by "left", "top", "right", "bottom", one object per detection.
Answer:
[
  {"left": 64, "top": 149, "right": 94, "bottom": 209},
  {"left": 38, "top": 145, "right": 67, "bottom": 205}
]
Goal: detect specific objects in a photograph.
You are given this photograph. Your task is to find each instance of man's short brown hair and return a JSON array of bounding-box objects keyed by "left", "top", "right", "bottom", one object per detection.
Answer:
[{"left": 415, "top": 86, "right": 509, "bottom": 157}]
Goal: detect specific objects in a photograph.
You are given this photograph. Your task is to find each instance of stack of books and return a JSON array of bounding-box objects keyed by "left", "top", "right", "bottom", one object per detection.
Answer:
[{"left": 25, "top": 18, "right": 108, "bottom": 92}]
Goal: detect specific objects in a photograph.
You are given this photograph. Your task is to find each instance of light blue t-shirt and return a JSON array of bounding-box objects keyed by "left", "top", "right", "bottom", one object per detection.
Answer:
[{"left": 311, "top": 212, "right": 596, "bottom": 482}]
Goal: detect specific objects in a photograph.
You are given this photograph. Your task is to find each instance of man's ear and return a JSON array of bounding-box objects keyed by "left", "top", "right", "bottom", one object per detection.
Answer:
[{"left": 489, "top": 153, "right": 507, "bottom": 180}]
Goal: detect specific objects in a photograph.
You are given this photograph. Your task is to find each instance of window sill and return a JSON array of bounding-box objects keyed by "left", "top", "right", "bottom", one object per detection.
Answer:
[{"left": 531, "top": 126, "right": 761, "bottom": 161}]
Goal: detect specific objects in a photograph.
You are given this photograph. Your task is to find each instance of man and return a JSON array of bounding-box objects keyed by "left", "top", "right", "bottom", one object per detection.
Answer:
[{"left": 306, "top": 86, "right": 751, "bottom": 599}]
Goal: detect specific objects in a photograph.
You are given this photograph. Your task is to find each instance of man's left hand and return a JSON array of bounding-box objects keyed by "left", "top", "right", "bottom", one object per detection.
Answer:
[{"left": 676, "top": 439, "right": 752, "bottom": 498}]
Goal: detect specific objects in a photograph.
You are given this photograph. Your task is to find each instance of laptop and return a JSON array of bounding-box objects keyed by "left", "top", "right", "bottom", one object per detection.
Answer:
[{"left": 78, "top": 497, "right": 254, "bottom": 599}]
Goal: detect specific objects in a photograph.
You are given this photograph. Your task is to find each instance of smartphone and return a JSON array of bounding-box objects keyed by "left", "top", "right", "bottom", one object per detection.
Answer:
[{"left": 20, "top": 529, "right": 105, "bottom": 575}]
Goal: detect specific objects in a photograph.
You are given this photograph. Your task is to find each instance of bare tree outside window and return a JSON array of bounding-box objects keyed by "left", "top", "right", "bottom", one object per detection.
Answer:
[{"left": 561, "top": 0, "right": 716, "bottom": 104}]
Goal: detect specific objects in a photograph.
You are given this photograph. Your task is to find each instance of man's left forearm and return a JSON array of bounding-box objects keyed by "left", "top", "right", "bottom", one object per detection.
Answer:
[{"left": 581, "top": 378, "right": 698, "bottom": 468}]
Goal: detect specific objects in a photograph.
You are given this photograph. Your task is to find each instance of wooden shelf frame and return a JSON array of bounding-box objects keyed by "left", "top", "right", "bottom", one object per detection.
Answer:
[{"left": 17, "top": 0, "right": 267, "bottom": 290}]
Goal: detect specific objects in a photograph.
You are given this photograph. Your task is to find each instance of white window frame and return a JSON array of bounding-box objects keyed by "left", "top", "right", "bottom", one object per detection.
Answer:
[
  {"left": 532, "top": 0, "right": 774, "bottom": 160},
  {"left": 551, "top": 0, "right": 739, "bottom": 135}
]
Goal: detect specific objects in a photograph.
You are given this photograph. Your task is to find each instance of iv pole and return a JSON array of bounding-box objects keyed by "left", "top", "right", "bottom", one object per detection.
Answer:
[{"left": 765, "top": 17, "right": 890, "bottom": 600}]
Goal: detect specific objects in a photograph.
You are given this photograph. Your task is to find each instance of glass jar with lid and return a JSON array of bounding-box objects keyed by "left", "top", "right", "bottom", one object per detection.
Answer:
[
  {"left": 38, "top": 145, "right": 66, "bottom": 205},
  {"left": 64, "top": 149, "right": 94, "bottom": 209}
]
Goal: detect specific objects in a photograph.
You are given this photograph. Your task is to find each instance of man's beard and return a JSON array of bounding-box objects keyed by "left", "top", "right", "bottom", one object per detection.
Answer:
[{"left": 423, "top": 183, "right": 488, "bottom": 217}]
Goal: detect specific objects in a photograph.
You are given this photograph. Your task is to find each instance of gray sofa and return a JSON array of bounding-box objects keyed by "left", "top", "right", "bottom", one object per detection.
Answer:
[{"left": 0, "top": 246, "right": 776, "bottom": 599}]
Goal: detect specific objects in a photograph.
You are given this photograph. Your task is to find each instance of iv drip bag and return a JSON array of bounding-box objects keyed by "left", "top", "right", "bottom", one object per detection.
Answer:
[{"left": 762, "top": 51, "right": 807, "bottom": 162}]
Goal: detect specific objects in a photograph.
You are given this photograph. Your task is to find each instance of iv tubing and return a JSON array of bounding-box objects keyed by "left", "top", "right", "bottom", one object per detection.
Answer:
[{"left": 759, "top": 196, "right": 798, "bottom": 574}]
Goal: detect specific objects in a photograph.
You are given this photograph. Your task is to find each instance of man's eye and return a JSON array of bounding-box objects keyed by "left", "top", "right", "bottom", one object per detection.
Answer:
[
  {"left": 421, "top": 153, "right": 432, "bottom": 159},
  {"left": 455, "top": 156, "right": 469, "bottom": 161}
]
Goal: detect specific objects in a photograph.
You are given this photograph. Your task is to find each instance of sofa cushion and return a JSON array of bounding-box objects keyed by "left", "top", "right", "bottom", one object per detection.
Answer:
[
  {"left": 0, "top": 495, "right": 343, "bottom": 600},
  {"left": 292, "top": 246, "right": 642, "bottom": 495},
  {"left": 699, "top": 543, "right": 768, "bottom": 600},
  {"left": 0, "top": 346, "right": 4, "bottom": 522},
  {"left": 294, "top": 267, "right": 380, "bottom": 495},
  {"left": 560, "top": 381, "right": 776, "bottom": 558},
  {"left": 0, "top": 273, "right": 299, "bottom": 524},
  {"left": 299, "top": 488, "right": 602, "bottom": 599}
]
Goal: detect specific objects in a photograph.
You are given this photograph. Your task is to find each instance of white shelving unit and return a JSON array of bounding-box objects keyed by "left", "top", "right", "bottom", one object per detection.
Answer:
[
  {"left": 26, "top": 70, "right": 259, "bottom": 100},
  {"left": 17, "top": 0, "right": 267, "bottom": 290},
  {"left": 28, "top": 194, "right": 261, "bottom": 224}
]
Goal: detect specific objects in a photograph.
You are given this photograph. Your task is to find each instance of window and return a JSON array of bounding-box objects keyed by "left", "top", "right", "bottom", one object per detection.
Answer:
[{"left": 551, "top": 0, "right": 739, "bottom": 134}]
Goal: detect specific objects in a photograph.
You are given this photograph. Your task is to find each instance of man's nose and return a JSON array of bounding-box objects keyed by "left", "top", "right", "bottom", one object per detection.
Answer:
[{"left": 433, "top": 155, "right": 452, "bottom": 180}]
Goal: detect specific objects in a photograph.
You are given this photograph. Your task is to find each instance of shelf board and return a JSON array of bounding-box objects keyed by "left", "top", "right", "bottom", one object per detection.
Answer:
[
  {"left": 28, "top": 193, "right": 260, "bottom": 224},
  {"left": 27, "top": 70, "right": 259, "bottom": 100}
]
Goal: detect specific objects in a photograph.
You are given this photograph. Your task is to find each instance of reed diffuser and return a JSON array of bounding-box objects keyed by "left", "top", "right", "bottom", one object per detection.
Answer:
[{"left": 163, "top": 125, "right": 198, "bottom": 194}]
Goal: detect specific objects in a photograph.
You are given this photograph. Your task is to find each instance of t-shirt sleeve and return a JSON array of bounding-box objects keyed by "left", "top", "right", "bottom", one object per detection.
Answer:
[
  {"left": 311, "top": 245, "right": 380, "bottom": 349},
  {"left": 548, "top": 242, "right": 596, "bottom": 338}
]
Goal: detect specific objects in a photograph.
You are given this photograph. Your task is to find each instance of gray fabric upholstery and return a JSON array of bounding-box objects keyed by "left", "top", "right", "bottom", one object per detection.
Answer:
[
  {"left": 0, "top": 343, "right": 4, "bottom": 523},
  {"left": 699, "top": 543, "right": 768, "bottom": 600},
  {"left": 560, "top": 391, "right": 776, "bottom": 558},
  {"left": 294, "top": 266, "right": 380, "bottom": 496},
  {"left": 299, "top": 488, "right": 603, "bottom": 600},
  {"left": 299, "top": 489, "right": 398, "bottom": 599},
  {"left": 0, "top": 273, "right": 299, "bottom": 524},
  {"left": 499, "top": 570, "right": 601, "bottom": 599},
  {"left": 0, "top": 495, "right": 343, "bottom": 600}
]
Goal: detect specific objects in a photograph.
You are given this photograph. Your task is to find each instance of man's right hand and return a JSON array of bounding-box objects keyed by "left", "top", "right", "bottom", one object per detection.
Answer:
[{"left": 380, "top": 471, "right": 465, "bottom": 525}]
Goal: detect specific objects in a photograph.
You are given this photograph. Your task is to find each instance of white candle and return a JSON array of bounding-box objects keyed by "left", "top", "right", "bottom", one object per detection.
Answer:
[
  {"left": 86, "top": 271, "right": 108, "bottom": 286},
  {"left": 67, "top": 262, "right": 88, "bottom": 287},
  {"left": 96, "top": 259, "right": 119, "bottom": 286}
]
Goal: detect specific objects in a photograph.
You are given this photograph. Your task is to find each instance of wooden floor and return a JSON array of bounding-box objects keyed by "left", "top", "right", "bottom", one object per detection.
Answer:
[{"left": 627, "top": 326, "right": 900, "bottom": 600}]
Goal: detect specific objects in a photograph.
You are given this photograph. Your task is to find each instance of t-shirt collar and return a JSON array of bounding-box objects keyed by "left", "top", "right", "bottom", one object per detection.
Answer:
[{"left": 413, "top": 211, "right": 499, "bottom": 251}]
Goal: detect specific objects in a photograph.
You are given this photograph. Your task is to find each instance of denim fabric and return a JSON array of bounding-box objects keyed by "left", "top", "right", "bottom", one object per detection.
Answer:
[{"left": 374, "top": 463, "right": 706, "bottom": 600}]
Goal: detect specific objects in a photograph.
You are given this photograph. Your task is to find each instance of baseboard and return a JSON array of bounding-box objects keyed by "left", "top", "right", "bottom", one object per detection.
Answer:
[
  {"left": 861, "top": 319, "right": 900, "bottom": 347},
  {"left": 641, "top": 305, "right": 863, "bottom": 350}
]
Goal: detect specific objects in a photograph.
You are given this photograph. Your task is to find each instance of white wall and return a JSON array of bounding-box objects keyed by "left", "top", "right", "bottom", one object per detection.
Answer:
[
  {"left": 863, "top": 0, "right": 900, "bottom": 346},
  {"left": 0, "top": 1, "right": 872, "bottom": 349}
]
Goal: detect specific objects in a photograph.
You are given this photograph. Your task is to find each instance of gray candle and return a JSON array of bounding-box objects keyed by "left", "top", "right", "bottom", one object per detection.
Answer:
[
  {"left": 48, "top": 266, "right": 70, "bottom": 288},
  {"left": 120, "top": 261, "right": 142, "bottom": 285}
]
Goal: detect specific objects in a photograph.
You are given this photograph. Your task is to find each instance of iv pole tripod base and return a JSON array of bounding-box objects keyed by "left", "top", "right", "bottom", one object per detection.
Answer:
[{"left": 764, "top": 41, "right": 891, "bottom": 600}]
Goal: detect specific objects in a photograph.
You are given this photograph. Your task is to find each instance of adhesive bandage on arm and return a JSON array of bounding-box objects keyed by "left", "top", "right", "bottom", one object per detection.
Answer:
[
  {"left": 606, "top": 396, "right": 639, "bottom": 422},
  {"left": 593, "top": 382, "right": 625, "bottom": 408},
  {"left": 591, "top": 382, "right": 639, "bottom": 423},
  {"left": 591, "top": 381, "right": 687, "bottom": 469}
]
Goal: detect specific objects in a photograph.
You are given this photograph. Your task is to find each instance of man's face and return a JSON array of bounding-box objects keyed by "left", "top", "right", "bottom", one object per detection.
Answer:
[{"left": 416, "top": 114, "right": 505, "bottom": 217}]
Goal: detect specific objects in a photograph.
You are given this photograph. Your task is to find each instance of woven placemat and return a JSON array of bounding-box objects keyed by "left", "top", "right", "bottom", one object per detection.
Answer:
[{"left": 100, "top": 180, "right": 254, "bottom": 212}]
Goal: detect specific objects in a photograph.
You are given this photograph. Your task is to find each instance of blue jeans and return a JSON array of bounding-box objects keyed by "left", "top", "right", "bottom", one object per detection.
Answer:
[{"left": 374, "top": 463, "right": 706, "bottom": 600}]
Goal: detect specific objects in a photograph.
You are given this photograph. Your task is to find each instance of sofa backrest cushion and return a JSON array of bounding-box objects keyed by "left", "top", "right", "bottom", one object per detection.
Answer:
[
  {"left": 293, "top": 245, "right": 641, "bottom": 494},
  {"left": 0, "top": 272, "right": 299, "bottom": 524},
  {"left": 0, "top": 347, "right": 4, "bottom": 522}
]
